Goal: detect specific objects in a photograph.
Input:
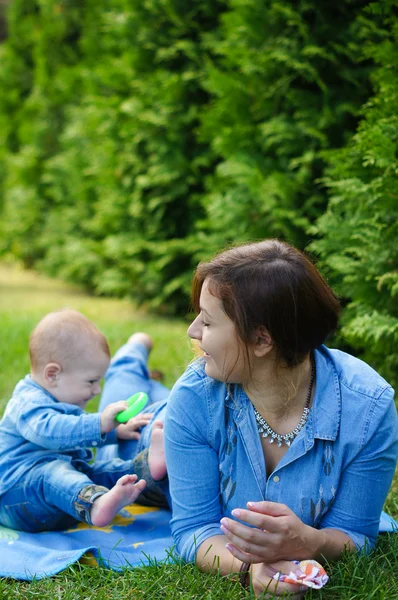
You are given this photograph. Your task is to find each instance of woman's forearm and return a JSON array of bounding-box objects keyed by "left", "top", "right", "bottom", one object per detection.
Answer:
[
  {"left": 218, "top": 502, "right": 357, "bottom": 565},
  {"left": 305, "top": 526, "right": 355, "bottom": 562},
  {"left": 196, "top": 536, "right": 310, "bottom": 598},
  {"left": 196, "top": 535, "right": 244, "bottom": 575}
]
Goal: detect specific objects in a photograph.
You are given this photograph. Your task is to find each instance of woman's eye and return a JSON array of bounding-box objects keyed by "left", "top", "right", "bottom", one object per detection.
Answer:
[{"left": 199, "top": 311, "right": 210, "bottom": 327}]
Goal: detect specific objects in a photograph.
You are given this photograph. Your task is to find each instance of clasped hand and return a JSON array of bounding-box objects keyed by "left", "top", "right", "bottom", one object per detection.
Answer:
[
  {"left": 221, "top": 500, "right": 311, "bottom": 563},
  {"left": 221, "top": 501, "right": 312, "bottom": 597}
]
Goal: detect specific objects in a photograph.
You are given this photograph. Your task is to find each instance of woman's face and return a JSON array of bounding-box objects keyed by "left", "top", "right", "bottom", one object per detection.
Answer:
[{"left": 187, "top": 279, "right": 246, "bottom": 383}]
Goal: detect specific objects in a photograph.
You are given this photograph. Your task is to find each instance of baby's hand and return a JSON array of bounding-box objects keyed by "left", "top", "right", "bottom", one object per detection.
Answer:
[
  {"left": 116, "top": 413, "right": 154, "bottom": 440},
  {"left": 100, "top": 401, "right": 129, "bottom": 434}
]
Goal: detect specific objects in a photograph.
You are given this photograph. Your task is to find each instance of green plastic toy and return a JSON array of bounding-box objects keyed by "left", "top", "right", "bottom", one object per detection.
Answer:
[{"left": 116, "top": 392, "right": 149, "bottom": 424}]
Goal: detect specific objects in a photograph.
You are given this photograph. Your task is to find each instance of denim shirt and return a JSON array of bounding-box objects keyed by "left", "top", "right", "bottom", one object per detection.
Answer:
[
  {"left": 164, "top": 345, "right": 398, "bottom": 563},
  {"left": 0, "top": 376, "right": 117, "bottom": 496}
]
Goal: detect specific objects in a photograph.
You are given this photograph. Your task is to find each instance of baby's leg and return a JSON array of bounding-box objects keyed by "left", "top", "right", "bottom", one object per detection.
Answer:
[
  {"left": 99, "top": 332, "right": 170, "bottom": 411},
  {"left": 127, "top": 332, "right": 153, "bottom": 350},
  {"left": 0, "top": 461, "right": 101, "bottom": 532},
  {"left": 90, "top": 475, "right": 146, "bottom": 527},
  {"left": 0, "top": 480, "right": 76, "bottom": 533},
  {"left": 90, "top": 423, "right": 166, "bottom": 488},
  {"left": 99, "top": 333, "right": 154, "bottom": 412},
  {"left": 97, "top": 332, "right": 169, "bottom": 464},
  {"left": 148, "top": 420, "right": 167, "bottom": 481}
]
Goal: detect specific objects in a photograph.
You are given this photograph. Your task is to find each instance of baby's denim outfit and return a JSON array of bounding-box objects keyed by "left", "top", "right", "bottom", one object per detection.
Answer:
[
  {"left": 97, "top": 342, "right": 169, "bottom": 464},
  {"left": 164, "top": 345, "right": 398, "bottom": 562},
  {"left": 0, "top": 342, "right": 168, "bottom": 532}
]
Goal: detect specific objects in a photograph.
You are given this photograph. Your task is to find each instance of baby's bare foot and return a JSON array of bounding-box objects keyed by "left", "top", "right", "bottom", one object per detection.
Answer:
[
  {"left": 128, "top": 332, "right": 153, "bottom": 352},
  {"left": 148, "top": 421, "right": 166, "bottom": 481},
  {"left": 90, "top": 474, "right": 146, "bottom": 527}
]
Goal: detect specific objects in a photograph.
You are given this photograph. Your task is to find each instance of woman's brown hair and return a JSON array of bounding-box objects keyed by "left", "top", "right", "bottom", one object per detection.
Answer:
[{"left": 191, "top": 239, "right": 341, "bottom": 367}]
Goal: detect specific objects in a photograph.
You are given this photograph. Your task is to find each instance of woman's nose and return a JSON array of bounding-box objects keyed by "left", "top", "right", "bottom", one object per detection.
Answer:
[{"left": 187, "top": 316, "right": 202, "bottom": 340}]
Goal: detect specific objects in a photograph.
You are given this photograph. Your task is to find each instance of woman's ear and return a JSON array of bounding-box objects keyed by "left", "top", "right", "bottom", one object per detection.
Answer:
[
  {"left": 43, "top": 363, "right": 61, "bottom": 387},
  {"left": 252, "top": 326, "right": 273, "bottom": 357}
]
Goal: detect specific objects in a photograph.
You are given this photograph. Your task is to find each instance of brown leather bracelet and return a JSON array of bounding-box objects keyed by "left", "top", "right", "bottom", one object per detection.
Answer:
[{"left": 239, "top": 562, "right": 251, "bottom": 588}]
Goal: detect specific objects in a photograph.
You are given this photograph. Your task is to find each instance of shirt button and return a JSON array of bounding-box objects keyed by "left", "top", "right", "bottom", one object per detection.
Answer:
[
  {"left": 92, "top": 441, "right": 98, "bottom": 446},
  {"left": 273, "top": 475, "right": 280, "bottom": 483}
]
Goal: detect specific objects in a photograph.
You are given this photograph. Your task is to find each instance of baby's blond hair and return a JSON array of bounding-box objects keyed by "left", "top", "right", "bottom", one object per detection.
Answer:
[{"left": 29, "top": 309, "right": 110, "bottom": 374}]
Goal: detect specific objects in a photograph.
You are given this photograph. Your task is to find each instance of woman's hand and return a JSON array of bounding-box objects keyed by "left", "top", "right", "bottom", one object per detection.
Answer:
[
  {"left": 248, "top": 561, "right": 307, "bottom": 598},
  {"left": 116, "top": 412, "right": 154, "bottom": 440},
  {"left": 221, "top": 501, "right": 316, "bottom": 564}
]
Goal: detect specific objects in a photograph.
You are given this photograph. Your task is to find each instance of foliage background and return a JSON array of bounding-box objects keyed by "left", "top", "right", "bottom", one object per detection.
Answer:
[{"left": 0, "top": 0, "right": 397, "bottom": 388}]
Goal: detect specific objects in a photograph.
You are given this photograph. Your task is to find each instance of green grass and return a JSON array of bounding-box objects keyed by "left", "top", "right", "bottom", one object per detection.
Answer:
[{"left": 0, "top": 263, "right": 397, "bottom": 599}]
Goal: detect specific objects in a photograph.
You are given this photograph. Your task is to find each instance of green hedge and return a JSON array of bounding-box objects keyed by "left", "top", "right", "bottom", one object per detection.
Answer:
[
  {"left": 311, "top": 1, "right": 398, "bottom": 388},
  {"left": 0, "top": 0, "right": 374, "bottom": 307},
  {"left": 0, "top": 0, "right": 397, "bottom": 384},
  {"left": 196, "top": 0, "right": 375, "bottom": 253}
]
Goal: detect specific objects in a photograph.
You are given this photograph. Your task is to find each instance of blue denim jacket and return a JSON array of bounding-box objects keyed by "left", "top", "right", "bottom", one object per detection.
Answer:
[
  {"left": 164, "top": 345, "right": 398, "bottom": 562},
  {"left": 0, "top": 375, "right": 117, "bottom": 496}
]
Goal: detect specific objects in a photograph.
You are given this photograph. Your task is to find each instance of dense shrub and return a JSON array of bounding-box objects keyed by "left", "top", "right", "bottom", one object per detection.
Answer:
[
  {"left": 0, "top": 0, "right": 84, "bottom": 265},
  {"left": 197, "top": 0, "right": 374, "bottom": 254},
  {"left": 0, "top": 0, "right": 378, "bottom": 314},
  {"left": 0, "top": 0, "right": 223, "bottom": 312},
  {"left": 1, "top": 0, "right": 397, "bottom": 391},
  {"left": 311, "top": 1, "right": 398, "bottom": 388}
]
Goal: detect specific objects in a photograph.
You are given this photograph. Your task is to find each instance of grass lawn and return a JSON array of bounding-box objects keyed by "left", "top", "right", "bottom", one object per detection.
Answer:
[{"left": 0, "top": 263, "right": 397, "bottom": 599}]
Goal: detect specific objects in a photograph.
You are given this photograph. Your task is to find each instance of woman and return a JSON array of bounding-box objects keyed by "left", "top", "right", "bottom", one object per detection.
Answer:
[{"left": 163, "top": 239, "right": 398, "bottom": 597}]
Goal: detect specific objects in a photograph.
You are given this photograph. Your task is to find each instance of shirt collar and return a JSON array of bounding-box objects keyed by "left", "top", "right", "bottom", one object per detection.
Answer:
[
  {"left": 310, "top": 346, "right": 341, "bottom": 441},
  {"left": 22, "top": 374, "right": 58, "bottom": 402},
  {"left": 225, "top": 345, "right": 341, "bottom": 441}
]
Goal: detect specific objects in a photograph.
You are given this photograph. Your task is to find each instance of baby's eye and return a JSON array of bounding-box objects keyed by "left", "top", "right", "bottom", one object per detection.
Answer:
[{"left": 88, "top": 379, "right": 97, "bottom": 385}]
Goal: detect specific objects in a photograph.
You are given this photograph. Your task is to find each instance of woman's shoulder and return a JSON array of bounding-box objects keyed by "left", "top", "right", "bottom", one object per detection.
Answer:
[
  {"left": 316, "top": 347, "right": 396, "bottom": 447},
  {"left": 176, "top": 358, "right": 225, "bottom": 388},
  {"left": 168, "top": 358, "right": 227, "bottom": 407},
  {"left": 166, "top": 359, "right": 228, "bottom": 441},
  {"left": 319, "top": 346, "right": 393, "bottom": 401}
]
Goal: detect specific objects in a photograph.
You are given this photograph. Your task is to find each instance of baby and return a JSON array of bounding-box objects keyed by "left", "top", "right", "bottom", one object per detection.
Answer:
[{"left": 0, "top": 309, "right": 166, "bottom": 532}]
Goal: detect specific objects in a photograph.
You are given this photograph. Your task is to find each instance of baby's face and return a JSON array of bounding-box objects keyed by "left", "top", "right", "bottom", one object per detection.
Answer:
[{"left": 53, "top": 350, "right": 110, "bottom": 409}]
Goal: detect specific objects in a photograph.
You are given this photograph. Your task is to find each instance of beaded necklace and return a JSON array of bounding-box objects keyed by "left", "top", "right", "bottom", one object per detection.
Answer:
[{"left": 253, "top": 355, "right": 315, "bottom": 448}]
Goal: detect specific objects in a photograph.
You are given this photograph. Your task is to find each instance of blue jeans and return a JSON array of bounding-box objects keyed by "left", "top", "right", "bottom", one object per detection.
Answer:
[
  {"left": 0, "top": 456, "right": 140, "bottom": 532},
  {"left": 0, "top": 342, "right": 170, "bottom": 532},
  {"left": 98, "top": 342, "right": 169, "bottom": 462},
  {"left": 97, "top": 341, "right": 170, "bottom": 507}
]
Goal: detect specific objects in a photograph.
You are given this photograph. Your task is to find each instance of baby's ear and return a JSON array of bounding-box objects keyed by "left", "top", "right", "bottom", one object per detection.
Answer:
[
  {"left": 252, "top": 326, "right": 273, "bottom": 357},
  {"left": 43, "top": 363, "right": 61, "bottom": 386}
]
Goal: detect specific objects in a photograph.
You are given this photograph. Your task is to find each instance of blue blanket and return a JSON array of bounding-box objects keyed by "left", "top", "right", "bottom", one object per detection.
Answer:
[
  {"left": 0, "top": 504, "right": 173, "bottom": 581},
  {"left": 0, "top": 508, "right": 396, "bottom": 581}
]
